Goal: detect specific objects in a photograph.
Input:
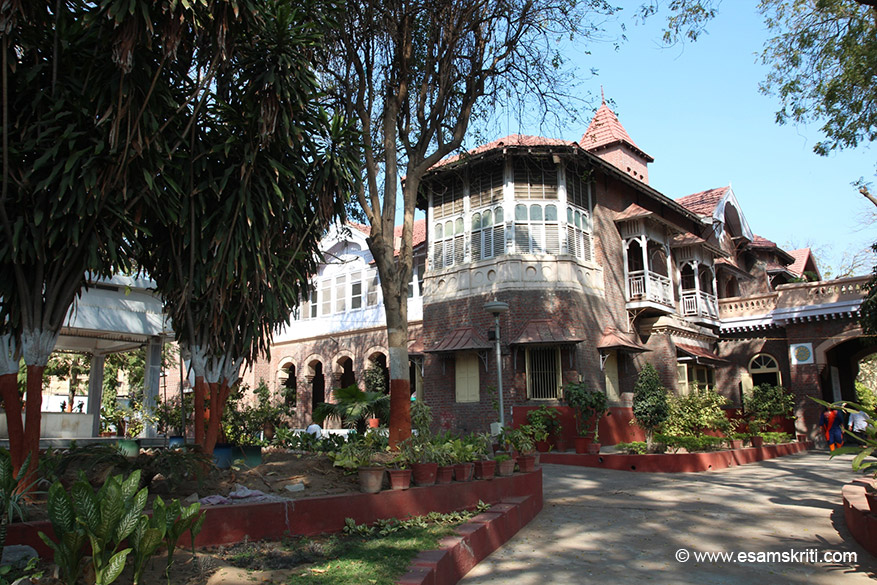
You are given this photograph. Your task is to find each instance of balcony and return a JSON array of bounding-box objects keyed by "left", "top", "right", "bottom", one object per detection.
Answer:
[
  {"left": 628, "top": 270, "right": 674, "bottom": 311},
  {"left": 681, "top": 290, "right": 719, "bottom": 324}
]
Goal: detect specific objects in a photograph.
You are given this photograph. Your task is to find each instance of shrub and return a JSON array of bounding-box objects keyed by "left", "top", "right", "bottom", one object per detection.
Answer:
[
  {"left": 759, "top": 432, "right": 792, "bottom": 444},
  {"left": 654, "top": 433, "right": 725, "bottom": 453},
  {"left": 615, "top": 441, "right": 648, "bottom": 455},
  {"left": 632, "top": 364, "right": 670, "bottom": 446},
  {"left": 744, "top": 384, "right": 795, "bottom": 432},
  {"left": 663, "top": 385, "right": 730, "bottom": 437},
  {"left": 564, "top": 381, "right": 607, "bottom": 438}
]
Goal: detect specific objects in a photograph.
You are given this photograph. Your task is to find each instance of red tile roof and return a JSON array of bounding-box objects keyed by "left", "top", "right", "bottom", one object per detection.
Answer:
[
  {"left": 580, "top": 103, "right": 653, "bottom": 162},
  {"left": 675, "top": 186, "right": 730, "bottom": 216},
  {"left": 426, "top": 327, "right": 492, "bottom": 353},
  {"left": 613, "top": 203, "right": 653, "bottom": 222},
  {"left": 347, "top": 219, "right": 426, "bottom": 248},
  {"left": 786, "top": 248, "right": 820, "bottom": 279},
  {"left": 596, "top": 327, "right": 648, "bottom": 353},
  {"left": 749, "top": 234, "right": 779, "bottom": 249},
  {"left": 676, "top": 343, "right": 728, "bottom": 364},
  {"left": 433, "top": 134, "right": 575, "bottom": 169}
]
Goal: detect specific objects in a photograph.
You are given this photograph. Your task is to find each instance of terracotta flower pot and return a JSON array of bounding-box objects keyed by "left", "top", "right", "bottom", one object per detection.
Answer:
[
  {"left": 496, "top": 459, "right": 516, "bottom": 476},
  {"left": 367, "top": 418, "right": 380, "bottom": 428},
  {"left": 358, "top": 466, "right": 385, "bottom": 493},
  {"left": 554, "top": 438, "right": 568, "bottom": 453},
  {"left": 730, "top": 439, "right": 744, "bottom": 450},
  {"left": 750, "top": 436, "right": 764, "bottom": 448},
  {"left": 535, "top": 440, "right": 551, "bottom": 453},
  {"left": 453, "top": 462, "right": 474, "bottom": 482},
  {"left": 865, "top": 491, "right": 877, "bottom": 513},
  {"left": 474, "top": 460, "right": 496, "bottom": 480},
  {"left": 517, "top": 454, "right": 537, "bottom": 473},
  {"left": 411, "top": 462, "right": 438, "bottom": 486},
  {"left": 388, "top": 468, "right": 412, "bottom": 490},
  {"left": 574, "top": 436, "right": 592, "bottom": 454},
  {"left": 436, "top": 465, "right": 455, "bottom": 484},
  {"left": 586, "top": 442, "right": 601, "bottom": 455}
]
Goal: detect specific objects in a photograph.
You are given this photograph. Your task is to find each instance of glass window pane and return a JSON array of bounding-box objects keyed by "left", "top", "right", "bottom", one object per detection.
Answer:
[
  {"left": 455, "top": 218, "right": 464, "bottom": 235},
  {"left": 545, "top": 204, "right": 557, "bottom": 221},
  {"left": 575, "top": 211, "right": 582, "bottom": 229},
  {"left": 483, "top": 210, "right": 492, "bottom": 226},
  {"left": 472, "top": 213, "right": 481, "bottom": 230},
  {"left": 567, "top": 207, "right": 573, "bottom": 223},
  {"left": 515, "top": 204, "right": 527, "bottom": 221},
  {"left": 435, "top": 223, "right": 443, "bottom": 238},
  {"left": 495, "top": 206, "right": 503, "bottom": 222},
  {"left": 529, "top": 204, "right": 542, "bottom": 221}
]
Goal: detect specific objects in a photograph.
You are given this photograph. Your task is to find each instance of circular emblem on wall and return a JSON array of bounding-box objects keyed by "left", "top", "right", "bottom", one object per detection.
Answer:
[{"left": 794, "top": 345, "right": 811, "bottom": 362}]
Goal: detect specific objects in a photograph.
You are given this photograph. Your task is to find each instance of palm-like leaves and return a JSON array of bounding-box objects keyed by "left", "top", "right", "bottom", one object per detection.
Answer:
[{"left": 313, "top": 384, "right": 391, "bottom": 434}]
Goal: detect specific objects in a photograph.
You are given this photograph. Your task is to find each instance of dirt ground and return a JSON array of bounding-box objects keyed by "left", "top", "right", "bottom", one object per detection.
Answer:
[{"left": 15, "top": 448, "right": 362, "bottom": 585}]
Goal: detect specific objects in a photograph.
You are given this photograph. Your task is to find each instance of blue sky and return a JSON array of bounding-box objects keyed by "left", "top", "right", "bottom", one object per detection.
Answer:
[{"left": 498, "top": 3, "right": 875, "bottom": 276}]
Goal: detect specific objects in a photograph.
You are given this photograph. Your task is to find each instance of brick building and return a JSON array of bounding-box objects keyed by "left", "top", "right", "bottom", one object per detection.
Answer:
[{"left": 242, "top": 101, "right": 870, "bottom": 443}]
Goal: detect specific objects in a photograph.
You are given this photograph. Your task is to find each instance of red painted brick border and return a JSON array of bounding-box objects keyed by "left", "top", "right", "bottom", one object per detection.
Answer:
[
  {"left": 8, "top": 468, "right": 543, "bottom": 559},
  {"left": 842, "top": 480, "right": 877, "bottom": 558},
  {"left": 541, "top": 441, "right": 812, "bottom": 473},
  {"left": 397, "top": 495, "right": 543, "bottom": 585}
]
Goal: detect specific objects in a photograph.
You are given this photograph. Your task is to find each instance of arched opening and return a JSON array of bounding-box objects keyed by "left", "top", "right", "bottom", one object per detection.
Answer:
[
  {"left": 309, "top": 360, "right": 325, "bottom": 411},
  {"left": 722, "top": 276, "right": 739, "bottom": 299},
  {"left": 648, "top": 243, "right": 668, "bottom": 277},
  {"left": 366, "top": 352, "right": 390, "bottom": 395},
  {"left": 627, "top": 239, "right": 644, "bottom": 273},
  {"left": 680, "top": 264, "right": 695, "bottom": 291},
  {"left": 337, "top": 356, "right": 356, "bottom": 388},
  {"left": 278, "top": 361, "right": 297, "bottom": 408},
  {"left": 699, "top": 266, "right": 714, "bottom": 295},
  {"left": 749, "top": 354, "right": 781, "bottom": 387}
]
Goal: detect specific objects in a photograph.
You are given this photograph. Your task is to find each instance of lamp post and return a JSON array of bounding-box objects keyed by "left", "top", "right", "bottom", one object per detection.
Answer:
[{"left": 483, "top": 300, "right": 509, "bottom": 428}]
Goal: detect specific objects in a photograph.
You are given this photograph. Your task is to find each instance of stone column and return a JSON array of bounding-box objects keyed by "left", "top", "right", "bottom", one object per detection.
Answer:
[{"left": 143, "top": 336, "right": 163, "bottom": 438}]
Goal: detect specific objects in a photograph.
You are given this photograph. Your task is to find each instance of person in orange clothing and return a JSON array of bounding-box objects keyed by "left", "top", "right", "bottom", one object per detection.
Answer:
[{"left": 819, "top": 406, "right": 845, "bottom": 451}]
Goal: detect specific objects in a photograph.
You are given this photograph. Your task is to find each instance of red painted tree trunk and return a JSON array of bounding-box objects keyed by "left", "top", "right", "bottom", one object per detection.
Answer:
[
  {"left": 203, "top": 380, "right": 231, "bottom": 455},
  {"left": 0, "top": 373, "right": 25, "bottom": 472},
  {"left": 194, "top": 376, "right": 207, "bottom": 447},
  {"left": 23, "top": 365, "right": 45, "bottom": 485}
]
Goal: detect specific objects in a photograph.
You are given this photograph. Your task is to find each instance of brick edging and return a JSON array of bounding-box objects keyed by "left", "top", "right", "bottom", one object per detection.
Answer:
[
  {"left": 398, "top": 493, "right": 543, "bottom": 585},
  {"left": 842, "top": 480, "right": 877, "bottom": 558},
  {"left": 541, "top": 441, "right": 812, "bottom": 473}
]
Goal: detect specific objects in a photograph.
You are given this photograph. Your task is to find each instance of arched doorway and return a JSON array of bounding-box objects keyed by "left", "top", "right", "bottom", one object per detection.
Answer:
[
  {"left": 337, "top": 356, "right": 356, "bottom": 388},
  {"left": 366, "top": 352, "right": 389, "bottom": 395},
  {"left": 309, "top": 360, "right": 325, "bottom": 411},
  {"left": 278, "top": 361, "right": 297, "bottom": 408}
]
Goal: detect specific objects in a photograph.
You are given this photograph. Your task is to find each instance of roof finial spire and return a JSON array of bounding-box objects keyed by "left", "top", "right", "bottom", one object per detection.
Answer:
[{"left": 601, "top": 86, "right": 605, "bottom": 104}]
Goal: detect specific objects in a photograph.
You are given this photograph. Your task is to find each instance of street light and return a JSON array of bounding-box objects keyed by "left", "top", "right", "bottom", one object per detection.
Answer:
[{"left": 483, "top": 300, "right": 509, "bottom": 428}]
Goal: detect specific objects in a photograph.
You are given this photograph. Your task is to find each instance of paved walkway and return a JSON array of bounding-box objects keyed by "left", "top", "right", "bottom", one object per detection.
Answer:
[{"left": 461, "top": 450, "right": 876, "bottom": 584}]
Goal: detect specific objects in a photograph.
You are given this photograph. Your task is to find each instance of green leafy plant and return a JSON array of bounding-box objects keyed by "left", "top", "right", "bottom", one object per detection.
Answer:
[
  {"left": 493, "top": 453, "right": 512, "bottom": 463},
  {"left": 744, "top": 384, "right": 796, "bottom": 433},
  {"left": 759, "top": 431, "right": 793, "bottom": 444},
  {"left": 526, "top": 406, "right": 561, "bottom": 439},
  {"left": 159, "top": 497, "right": 205, "bottom": 581},
  {"left": 631, "top": 364, "right": 670, "bottom": 448},
  {"left": 655, "top": 434, "right": 725, "bottom": 453},
  {"left": 449, "top": 438, "right": 477, "bottom": 464},
  {"left": 614, "top": 441, "right": 648, "bottom": 455},
  {"left": 313, "top": 384, "right": 391, "bottom": 434},
  {"left": 222, "top": 380, "right": 285, "bottom": 446},
  {"left": 564, "top": 381, "right": 607, "bottom": 439},
  {"left": 0, "top": 450, "right": 36, "bottom": 561},
  {"left": 39, "top": 481, "right": 88, "bottom": 585},
  {"left": 662, "top": 384, "right": 730, "bottom": 437},
  {"left": 331, "top": 432, "right": 385, "bottom": 470}
]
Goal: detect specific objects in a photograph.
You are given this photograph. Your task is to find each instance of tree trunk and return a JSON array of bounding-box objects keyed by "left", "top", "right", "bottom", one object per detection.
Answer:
[
  {"left": 194, "top": 375, "right": 207, "bottom": 447},
  {"left": 385, "top": 293, "right": 411, "bottom": 448},
  {"left": 23, "top": 365, "right": 44, "bottom": 486},
  {"left": 0, "top": 373, "right": 24, "bottom": 472},
  {"left": 203, "top": 380, "right": 231, "bottom": 455},
  {"left": 66, "top": 369, "right": 77, "bottom": 412}
]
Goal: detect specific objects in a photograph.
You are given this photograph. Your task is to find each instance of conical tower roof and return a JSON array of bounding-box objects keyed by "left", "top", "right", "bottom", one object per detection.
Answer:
[{"left": 581, "top": 102, "right": 653, "bottom": 162}]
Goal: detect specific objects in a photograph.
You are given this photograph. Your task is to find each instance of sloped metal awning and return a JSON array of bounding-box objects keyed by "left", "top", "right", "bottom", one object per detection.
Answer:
[
  {"left": 510, "top": 320, "right": 584, "bottom": 345},
  {"left": 596, "top": 327, "right": 649, "bottom": 354},
  {"left": 425, "top": 327, "right": 492, "bottom": 353},
  {"left": 676, "top": 343, "right": 728, "bottom": 365}
]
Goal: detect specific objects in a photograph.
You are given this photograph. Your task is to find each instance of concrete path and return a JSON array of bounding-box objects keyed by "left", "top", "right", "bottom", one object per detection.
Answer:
[{"left": 461, "top": 450, "right": 876, "bottom": 584}]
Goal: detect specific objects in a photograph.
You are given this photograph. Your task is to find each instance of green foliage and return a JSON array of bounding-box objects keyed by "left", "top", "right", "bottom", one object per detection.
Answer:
[
  {"left": 448, "top": 438, "right": 478, "bottom": 464},
  {"left": 39, "top": 482, "right": 89, "bottom": 585},
  {"left": 498, "top": 427, "right": 534, "bottom": 455},
  {"left": 313, "top": 384, "right": 391, "bottom": 434},
  {"left": 614, "top": 441, "right": 648, "bottom": 455},
  {"left": 0, "top": 450, "right": 35, "bottom": 559},
  {"left": 331, "top": 432, "right": 385, "bottom": 470},
  {"left": 744, "top": 384, "right": 796, "bottom": 432},
  {"left": 526, "top": 406, "right": 561, "bottom": 438},
  {"left": 154, "top": 393, "right": 196, "bottom": 438},
  {"left": 410, "top": 401, "right": 434, "bottom": 437},
  {"left": 222, "top": 381, "right": 285, "bottom": 446},
  {"left": 855, "top": 380, "right": 877, "bottom": 412},
  {"left": 563, "top": 381, "right": 607, "bottom": 438},
  {"left": 159, "top": 497, "right": 205, "bottom": 580},
  {"left": 662, "top": 385, "right": 730, "bottom": 437},
  {"left": 759, "top": 432, "right": 793, "bottom": 444},
  {"left": 815, "top": 398, "right": 877, "bottom": 477},
  {"left": 363, "top": 361, "right": 388, "bottom": 395},
  {"left": 342, "top": 501, "right": 491, "bottom": 537},
  {"left": 632, "top": 364, "right": 670, "bottom": 443},
  {"left": 654, "top": 433, "right": 726, "bottom": 454}
]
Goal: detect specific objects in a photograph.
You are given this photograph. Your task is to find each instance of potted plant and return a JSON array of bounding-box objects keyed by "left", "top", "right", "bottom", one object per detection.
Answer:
[
  {"left": 387, "top": 457, "right": 412, "bottom": 490},
  {"left": 313, "top": 383, "right": 391, "bottom": 434},
  {"left": 433, "top": 438, "right": 456, "bottom": 484},
  {"left": 399, "top": 436, "right": 438, "bottom": 487},
  {"left": 494, "top": 453, "right": 516, "bottom": 476},
  {"left": 564, "top": 381, "right": 607, "bottom": 454},
  {"left": 332, "top": 432, "right": 385, "bottom": 493},
  {"left": 527, "top": 406, "right": 560, "bottom": 452},
  {"left": 470, "top": 433, "right": 496, "bottom": 480},
  {"left": 502, "top": 427, "right": 536, "bottom": 472},
  {"left": 450, "top": 437, "right": 476, "bottom": 481}
]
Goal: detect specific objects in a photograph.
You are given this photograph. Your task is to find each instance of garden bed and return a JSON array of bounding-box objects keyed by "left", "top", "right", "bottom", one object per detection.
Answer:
[{"left": 541, "top": 441, "right": 812, "bottom": 473}]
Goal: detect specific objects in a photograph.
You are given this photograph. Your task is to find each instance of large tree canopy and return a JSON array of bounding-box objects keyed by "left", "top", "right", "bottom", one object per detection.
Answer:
[{"left": 325, "top": 0, "right": 618, "bottom": 446}]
